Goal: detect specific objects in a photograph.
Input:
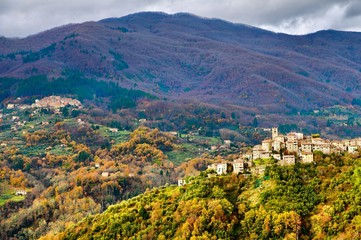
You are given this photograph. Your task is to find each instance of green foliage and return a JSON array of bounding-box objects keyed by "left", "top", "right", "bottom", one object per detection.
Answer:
[
  {"left": 54, "top": 152, "right": 361, "bottom": 240},
  {"left": 117, "top": 27, "right": 129, "bottom": 33},
  {"left": 1, "top": 101, "right": 361, "bottom": 240},
  {"left": 252, "top": 117, "right": 258, "bottom": 127},
  {"left": 23, "top": 43, "right": 56, "bottom": 63},
  {"left": 109, "top": 96, "right": 136, "bottom": 112},
  {"left": 71, "top": 109, "right": 80, "bottom": 118},
  {"left": 12, "top": 73, "right": 154, "bottom": 110},
  {"left": 354, "top": 167, "right": 361, "bottom": 186},
  {"left": 0, "top": 109, "right": 179, "bottom": 239},
  {"left": 0, "top": 193, "right": 25, "bottom": 206},
  {"left": 0, "top": 77, "right": 21, "bottom": 102},
  {"left": 352, "top": 98, "right": 361, "bottom": 106},
  {"left": 57, "top": 175, "right": 244, "bottom": 240},
  {"left": 63, "top": 33, "right": 79, "bottom": 41},
  {"left": 61, "top": 106, "right": 69, "bottom": 117},
  {"left": 110, "top": 127, "right": 175, "bottom": 164},
  {"left": 253, "top": 158, "right": 276, "bottom": 166},
  {"left": 261, "top": 164, "right": 319, "bottom": 216},
  {"left": 279, "top": 123, "right": 298, "bottom": 133},
  {"left": 109, "top": 50, "right": 129, "bottom": 71},
  {"left": 10, "top": 156, "right": 25, "bottom": 171},
  {"left": 74, "top": 151, "right": 93, "bottom": 163},
  {"left": 296, "top": 70, "right": 309, "bottom": 77}
]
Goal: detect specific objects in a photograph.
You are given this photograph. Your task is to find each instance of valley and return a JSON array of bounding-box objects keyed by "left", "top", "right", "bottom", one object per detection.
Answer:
[
  {"left": 1, "top": 11, "right": 361, "bottom": 239},
  {"left": 1, "top": 95, "right": 361, "bottom": 239}
]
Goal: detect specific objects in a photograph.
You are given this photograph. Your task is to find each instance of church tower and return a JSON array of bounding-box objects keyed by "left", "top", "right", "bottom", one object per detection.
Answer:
[{"left": 272, "top": 127, "right": 279, "bottom": 140}]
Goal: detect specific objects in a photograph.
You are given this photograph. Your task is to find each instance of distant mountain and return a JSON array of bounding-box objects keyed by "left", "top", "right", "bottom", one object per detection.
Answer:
[{"left": 1, "top": 12, "right": 361, "bottom": 118}]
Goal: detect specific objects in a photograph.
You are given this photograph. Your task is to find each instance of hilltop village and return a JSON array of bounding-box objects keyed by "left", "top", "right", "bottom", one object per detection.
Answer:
[
  {"left": 254, "top": 127, "right": 359, "bottom": 161},
  {"left": 6, "top": 96, "right": 82, "bottom": 111},
  {"left": 180, "top": 127, "right": 361, "bottom": 185},
  {"left": 1, "top": 96, "right": 83, "bottom": 132}
]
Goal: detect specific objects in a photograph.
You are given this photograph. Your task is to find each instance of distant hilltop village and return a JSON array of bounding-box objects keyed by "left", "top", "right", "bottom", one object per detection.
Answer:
[
  {"left": 7, "top": 96, "right": 82, "bottom": 110},
  {"left": 32, "top": 96, "right": 82, "bottom": 109}
]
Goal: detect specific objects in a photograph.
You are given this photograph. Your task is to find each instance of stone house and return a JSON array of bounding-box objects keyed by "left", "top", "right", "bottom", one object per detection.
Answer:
[
  {"left": 15, "top": 190, "right": 27, "bottom": 196},
  {"left": 108, "top": 128, "right": 119, "bottom": 133},
  {"left": 233, "top": 160, "right": 246, "bottom": 174},
  {"left": 331, "top": 141, "right": 347, "bottom": 153},
  {"left": 261, "top": 139, "right": 273, "bottom": 152},
  {"left": 259, "top": 152, "right": 270, "bottom": 159},
  {"left": 178, "top": 179, "right": 187, "bottom": 186},
  {"left": 301, "top": 141, "right": 313, "bottom": 153},
  {"left": 300, "top": 152, "right": 314, "bottom": 163},
  {"left": 272, "top": 140, "right": 283, "bottom": 152},
  {"left": 224, "top": 140, "right": 232, "bottom": 148},
  {"left": 286, "top": 140, "right": 298, "bottom": 153},
  {"left": 217, "top": 163, "right": 228, "bottom": 175},
  {"left": 252, "top": 145, "right": 263, "bottom": 159},
  {"left": 313, "top": 143, "right": 331, "bottom": 154},
  {"left": 242, "top": 153, "right": 252, "bottom": 160},
  {"left": 7, "top": 104, "right": 15, "bottom": 109},
  {"left": 348, "top": 145, "right": 358, "bottom": 153},
  {"left": 274, "top": 135, "right": 285, "bottom": 143},
  {"left": 279, "top": 155, "right": 295, "bottom": 166},
  {"left": 211, "top": 146, "right": 218, "bottom": 151},
  {"left": 286, "top": 133, "right": 297, "bottom": 142},
  {"left": 286, "top": 132, "right": 304, "bottom": 143},
  {"left": 312, "top": 138, "right": 325, "bottom": 145}
]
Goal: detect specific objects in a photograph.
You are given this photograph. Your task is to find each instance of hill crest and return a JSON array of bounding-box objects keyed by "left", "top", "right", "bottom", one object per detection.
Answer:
[{"left": 1, "top": 12, "right": 361, "bottom": 131}]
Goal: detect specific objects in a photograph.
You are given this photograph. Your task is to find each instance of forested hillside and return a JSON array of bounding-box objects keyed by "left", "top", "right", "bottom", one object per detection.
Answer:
[
  {"left": 53, "top": 152, "right": 361, "bottom": 239},
  {"left": 1, "top": 102, "right": 239, "bottom": 239},
  {"left": 2, "top": 12, "right": 361, "bottom": 136},
  {"left": 1, "top": 11, "right": 361, "bottom": 240}
]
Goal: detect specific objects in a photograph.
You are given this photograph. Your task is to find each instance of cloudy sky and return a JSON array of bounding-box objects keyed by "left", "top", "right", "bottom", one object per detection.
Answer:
[{"left": 1, "top": 0, "right": 361, "bottom": 38}]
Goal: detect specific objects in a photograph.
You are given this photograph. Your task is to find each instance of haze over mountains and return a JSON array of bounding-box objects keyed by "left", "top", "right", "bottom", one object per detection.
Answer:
[{"left": 1, "top": 12, "right": 361, "bottom": 115}]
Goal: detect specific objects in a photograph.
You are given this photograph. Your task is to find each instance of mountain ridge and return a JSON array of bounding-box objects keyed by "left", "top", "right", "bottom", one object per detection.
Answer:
[{"left": 1, "top": 12, "right": 361, "bottom": 126}]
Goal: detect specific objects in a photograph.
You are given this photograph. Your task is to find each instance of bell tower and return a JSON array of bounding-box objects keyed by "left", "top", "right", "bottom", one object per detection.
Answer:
[{"left": 272, "top": 127, "right": 278, "bottom": 140}]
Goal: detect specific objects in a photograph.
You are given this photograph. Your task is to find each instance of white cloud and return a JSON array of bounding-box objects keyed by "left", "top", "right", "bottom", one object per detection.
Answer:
[
  {"left": 0, "top": 0, "right": 360, "bottom": 37},
  {"left": 259, "top": 3, "right": 351, "bottom": 34}
]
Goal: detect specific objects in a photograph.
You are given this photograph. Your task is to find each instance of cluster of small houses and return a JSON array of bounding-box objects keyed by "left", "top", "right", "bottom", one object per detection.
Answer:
[
  {"left": 6, "top": 95, "right": 82, "bottom": 111},
  {"left": 0, "top": 96, "right": 85, "bottom": 132},
  {"left": 252, "top": 127, "right": 360, "bottom": 164},
  {"left": 4, "top": 96, "right": 126, "bottom": 134},
  {"left": 178, "top": 127, "right": 361, "bottom": 186}
]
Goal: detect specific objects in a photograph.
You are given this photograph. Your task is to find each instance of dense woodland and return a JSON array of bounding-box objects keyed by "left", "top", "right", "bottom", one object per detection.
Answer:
[
  {"left": 2, "top": 12, "right": 361, "bottom": 239},
  {"left": 53, "top": 152, "right": 361, "bottom": 239},
  {"left": 0, "top": 102, "right": 242, "bottom": 239},
  {"left": 0, "top": 73, "right": 252, "bottom": 138},
  {"left": 0, "top": 93, "right": 361, "bottom": 239},
  {"left": 0, "top": 126, "right": 176, "bottom": 239},
  {"left": 2, "top": 72, "right": 361, "bottom": 139}
]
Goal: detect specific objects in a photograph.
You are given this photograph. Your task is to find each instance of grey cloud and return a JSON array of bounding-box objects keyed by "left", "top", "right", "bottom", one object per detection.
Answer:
[
  {"left": 345, "top": 0, "right": 361, "bottom": 18},
  {"left": 1, "top": 0, "right": 361, "bottom": 37}
]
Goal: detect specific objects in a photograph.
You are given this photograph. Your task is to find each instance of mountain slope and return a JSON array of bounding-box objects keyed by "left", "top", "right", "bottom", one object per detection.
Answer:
[
  {"left": 49, "top": 153, "right": 361, "bottom": 239},
  {"left": 1, "top": 12, "right": 361, "bottom": 113}
]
